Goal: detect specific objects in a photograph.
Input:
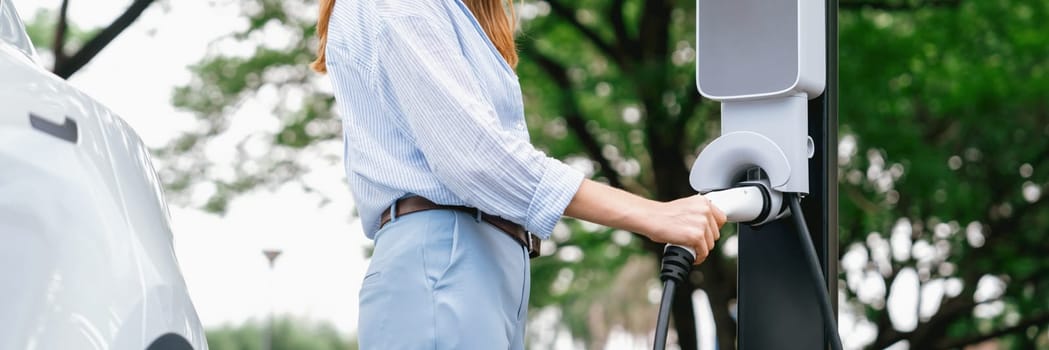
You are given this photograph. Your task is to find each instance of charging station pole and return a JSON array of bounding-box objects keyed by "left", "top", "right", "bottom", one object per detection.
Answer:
[
  {"left": 688, "top": 0, "right": 838, "bottom": 348},
  {"left": 808, "top": 0, "right": 839, "bottom": 332},
  {"left": 735, "top": 1, "right": 837, "bottom": 349}
]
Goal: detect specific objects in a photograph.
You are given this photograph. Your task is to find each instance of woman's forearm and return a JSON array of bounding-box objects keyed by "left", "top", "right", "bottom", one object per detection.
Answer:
[
  {"left": 563, "top": 179, "right": 658, "bottom": 234},
  {"left": 563, "top": 178, "right": 726, "bottom": 263}
]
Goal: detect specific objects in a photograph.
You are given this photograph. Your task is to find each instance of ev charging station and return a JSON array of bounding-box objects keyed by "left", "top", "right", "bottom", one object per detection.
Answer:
[{"left": 654, "top": 0, "right": 839, "bottom": 349}]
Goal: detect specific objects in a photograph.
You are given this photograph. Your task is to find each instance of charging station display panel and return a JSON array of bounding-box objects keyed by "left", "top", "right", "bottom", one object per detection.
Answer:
[{"left": 697, "top": 0, "right": 800, "bottom": 99}]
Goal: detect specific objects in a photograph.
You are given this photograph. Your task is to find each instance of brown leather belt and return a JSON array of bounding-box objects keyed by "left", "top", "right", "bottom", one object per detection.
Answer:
[{"left": 379, "top": 196, "right": 541, "bottom": 258}]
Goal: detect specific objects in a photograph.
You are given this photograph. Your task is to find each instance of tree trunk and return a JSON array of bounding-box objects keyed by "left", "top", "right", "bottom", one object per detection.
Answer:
[{"left": 52, "top": 0, "right": 156, "bottom": 79}]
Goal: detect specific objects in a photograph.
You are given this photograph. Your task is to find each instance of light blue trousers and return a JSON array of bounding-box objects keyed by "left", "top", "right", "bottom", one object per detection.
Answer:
[{"left": 358, "top": 207, "right": 530, "bottom": 349}]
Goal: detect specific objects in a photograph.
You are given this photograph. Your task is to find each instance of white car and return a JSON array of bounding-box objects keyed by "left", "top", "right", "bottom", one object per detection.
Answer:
[{"left": 0, "top": 0, "right": 207, "bottom": 349}]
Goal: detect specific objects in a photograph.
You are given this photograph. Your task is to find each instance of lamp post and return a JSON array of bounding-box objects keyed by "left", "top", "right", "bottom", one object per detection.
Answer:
[{"left": 262, "top": 249, "right": 282, "bottom": 350}]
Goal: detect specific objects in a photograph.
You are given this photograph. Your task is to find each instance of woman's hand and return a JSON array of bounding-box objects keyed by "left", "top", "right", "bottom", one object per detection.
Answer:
[
  {"left": 638, "top": 194, "right": 728, "bottom": 264},
  {"left": 564, "top": 180, "right": 728, "bottom": 264}
]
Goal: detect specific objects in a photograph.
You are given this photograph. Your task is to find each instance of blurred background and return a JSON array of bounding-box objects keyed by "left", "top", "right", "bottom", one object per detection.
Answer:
[{"left": 12, "top": 0, "right": 1049, "bottom": 349}]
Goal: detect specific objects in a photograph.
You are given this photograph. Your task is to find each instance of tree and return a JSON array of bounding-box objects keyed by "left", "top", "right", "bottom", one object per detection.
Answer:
[
  {"left": 836, "top": 1, "right": 1049, "bottom": 348},
  {"left": 163, "top": 0, "right": 1049, "bottom": 348},
  {"left": 158, "top": 0, "right": 337, "bottom": 214},
  {"left": 206, "top": 316, "right": 357, "bottom": 350},
  {"left": 24, "top": 0, "right": 159, "bottom": 79}
]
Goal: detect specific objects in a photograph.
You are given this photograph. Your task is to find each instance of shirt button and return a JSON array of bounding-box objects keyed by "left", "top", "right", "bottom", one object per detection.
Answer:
[{"left": 515, "top": 121, "right": 526, "bottom": 130}]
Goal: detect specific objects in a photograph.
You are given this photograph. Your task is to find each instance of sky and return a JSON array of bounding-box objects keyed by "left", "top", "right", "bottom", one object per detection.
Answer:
[{"left": 8, "top": 1, "right": 990, "bottom": 349}]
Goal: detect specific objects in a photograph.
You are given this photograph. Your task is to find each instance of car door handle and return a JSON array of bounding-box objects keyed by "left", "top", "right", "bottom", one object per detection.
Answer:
[{"left": 29, "top": 113, "right": 78, "bottom": 143}]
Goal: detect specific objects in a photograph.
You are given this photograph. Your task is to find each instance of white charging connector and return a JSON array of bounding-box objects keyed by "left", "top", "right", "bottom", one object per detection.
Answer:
[
  {"left": 666, "top": 179, "right": 784, "bottom": 259},
  {"left": 704, "top": 185, "right": 766, "bottom": 223}
]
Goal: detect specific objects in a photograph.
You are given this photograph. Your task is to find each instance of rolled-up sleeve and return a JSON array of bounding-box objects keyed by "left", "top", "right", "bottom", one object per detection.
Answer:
[{"left": 376, "top": 15, "right": 583, "bottom": 238}]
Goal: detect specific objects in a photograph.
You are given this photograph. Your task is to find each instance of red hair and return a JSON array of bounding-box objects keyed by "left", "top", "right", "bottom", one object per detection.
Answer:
[
  {"left": 311, "top": 0, "right": 337, "bottom": 73},
  {"left": 311, "top": 0, "right": 518, "bottom": 74}
]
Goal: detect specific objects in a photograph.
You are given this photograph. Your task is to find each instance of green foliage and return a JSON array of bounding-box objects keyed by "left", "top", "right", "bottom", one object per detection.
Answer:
[
  {"left": 23, "top": 9, "right": 101, "bottom": 61},
  {"left": 206, "top": 316, "right": 357, "bottom": 350},
  {"left": 156, "top": 0, "right": 338, "bottom": 214},
  {"left": 23, "top": 10, "right": 56, "bottom": 48},
  {"left": 529, "top": 223, "right": 647, "bottom": 344},
  {"left": 836, "top": 1, "right": 1049, "bottom": 348}
]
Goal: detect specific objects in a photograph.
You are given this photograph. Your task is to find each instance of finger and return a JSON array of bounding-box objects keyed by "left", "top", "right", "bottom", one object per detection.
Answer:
[
  {"left": 694, "top": 243, "right": 709, "bottom": 265},
  {"left": 705, "top": 221, "right": 716, "bottom": 251},
  {"left": 708, "top": 214, "right": 721, "bottom": 241},
  {"left": 695, "top": 238, "right": 706, "bottom": 254},
  {"left": 711, "top": 205, "right": 728, "bottom": 226},
  {"left": 693, "top": 240, "right": 708, "bottom": 264}
]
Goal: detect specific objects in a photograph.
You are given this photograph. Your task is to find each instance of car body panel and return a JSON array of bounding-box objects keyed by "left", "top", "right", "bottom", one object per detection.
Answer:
[{"left": 0, "top": 1, "right": 207, "bottom": 349}]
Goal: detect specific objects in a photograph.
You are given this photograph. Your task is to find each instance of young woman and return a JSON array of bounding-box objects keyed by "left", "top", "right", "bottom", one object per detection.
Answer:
[{"left": 312, "top": 0, "right": 726, "bottom": 348}]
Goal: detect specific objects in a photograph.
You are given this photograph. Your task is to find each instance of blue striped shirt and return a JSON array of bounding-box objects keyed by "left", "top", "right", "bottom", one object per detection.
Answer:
[{"left": 324, "top": 0, "right": 585, "bottom": 239}]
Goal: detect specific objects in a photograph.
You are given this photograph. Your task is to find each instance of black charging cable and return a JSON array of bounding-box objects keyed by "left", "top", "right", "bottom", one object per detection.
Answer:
[
  {"left": 653, "top": 193, "right": 843, "bottom": 350},
  {"left": 653, "top": 245, "right": 695, "bottom": 350},
  {"left": 787, "top": 193, "right": 844, "bottom": 350}
]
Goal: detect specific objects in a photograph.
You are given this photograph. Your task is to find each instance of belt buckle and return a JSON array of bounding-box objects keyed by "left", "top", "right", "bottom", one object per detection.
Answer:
[{"left": 526, "top": 231, "right": 540, "bottom": 259}]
